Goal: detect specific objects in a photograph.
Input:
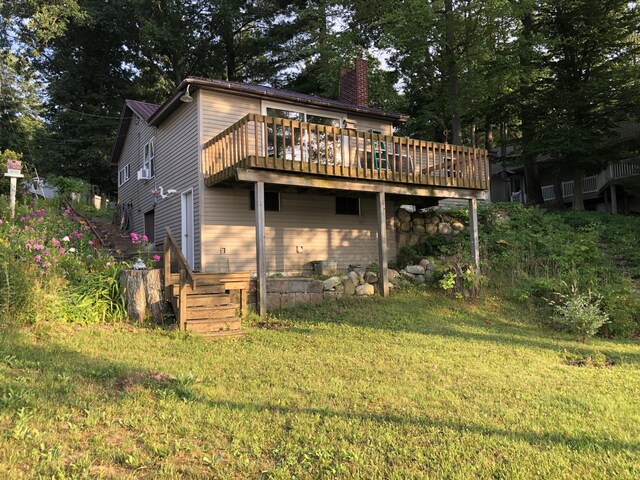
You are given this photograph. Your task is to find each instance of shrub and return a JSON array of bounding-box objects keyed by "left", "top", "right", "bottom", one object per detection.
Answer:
[{"left": 549, "top": 288, "right": 610, "bottom": 342}]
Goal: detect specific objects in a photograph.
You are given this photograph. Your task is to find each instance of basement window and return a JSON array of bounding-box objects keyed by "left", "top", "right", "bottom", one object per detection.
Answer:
[
  {"left": 336, "top": 196, "right": 360, "bottom": 215},
  {"left": 249, "top": 191, "right": 280, "bottom": 212}
]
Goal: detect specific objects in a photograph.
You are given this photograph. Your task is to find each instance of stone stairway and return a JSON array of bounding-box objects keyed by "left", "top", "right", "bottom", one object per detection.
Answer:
[
  {"left": 90, "top": 218, "right": 161, "bottom": 261},
  {"left": 165, "top": 272, "right": 250, "bottom": 338}
]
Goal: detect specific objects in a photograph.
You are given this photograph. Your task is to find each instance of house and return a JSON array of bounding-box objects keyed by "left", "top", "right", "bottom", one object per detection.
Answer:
[
  {"left": 109, "top": 61, "right": 490, "bottom": 333},
  {"left": 490, "top": 123, "right": 640, "bottom": 213}
]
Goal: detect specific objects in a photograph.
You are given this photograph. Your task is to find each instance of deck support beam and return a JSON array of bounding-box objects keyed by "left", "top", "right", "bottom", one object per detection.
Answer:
[
  {"left": 255, "top": 181, "right": 267, "bottom": 316},
  {"left": 376, "top": 190, "right": 389, "bottom": 297},
  {"left": 610, "top": 184, "right": 618, "bottom": 214},
  {"left": 468, "top": 197, "right": 480, "bottom": 272}
]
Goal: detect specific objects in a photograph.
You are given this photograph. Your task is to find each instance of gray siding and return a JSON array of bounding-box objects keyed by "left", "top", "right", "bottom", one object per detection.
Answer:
[
  {"left": 201, "top": 189, "right": 397, "bottom": 274},
  {"left": 116, "top": 115, "right": 156, "bottom": 236},
  {"left": 154, "top": 97, "right": 201, "bottom": 268}
]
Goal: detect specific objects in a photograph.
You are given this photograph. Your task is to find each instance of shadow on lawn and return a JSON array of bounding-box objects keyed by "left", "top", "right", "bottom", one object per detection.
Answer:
[
  {"left": 284, "top": 294, "right": 640, "bottom": 366},
  {"left": 0, "top": 328, "right": 188, "bottom": 411},
  {"left": 201, "top": 397, "right": 640, "bottom": 455}
]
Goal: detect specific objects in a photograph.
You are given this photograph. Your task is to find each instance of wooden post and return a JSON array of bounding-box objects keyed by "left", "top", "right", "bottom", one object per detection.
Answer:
[
  {"left": 376, "top": 190, "right": 389, "bottom": 296},
  {"left": 163, "top": 237, "right": 171, "bottom": 298},
  {"left": 179, "top": 268, "right": 187, "bottom": 330},
  {"left": 255, "top": 181, "right": 267, "bottom": 316},
  {"left": 469, "top": 197, "right": 480, "bottom": 272},
  {"left": 610, "top": 184, "right": 618, "bottom": 214}
]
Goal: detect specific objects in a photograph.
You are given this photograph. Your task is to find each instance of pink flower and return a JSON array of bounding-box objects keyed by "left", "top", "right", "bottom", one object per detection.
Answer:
[
  {"left": 43, "top": 250, "right": 49, "bottom": 256},
  {"left": 64, "top": 208, "right": 71, "bottom": 214},
  {"left": 153, "top": 255, "right": 161, "bottom": 262},
  {"left": 75, "top": 233, "right": 83, "bottom": 239},
  {"left": 83, "top": 225, "right": 90, "bottom": 231},
  {"left": 0, "top": 219, "right": 3, "bottom": 224},
  {"left": 36, "top": 217, "right": 43, "bottom": 222},
  {"left": 35, "top": 255, "right": 41, "bottom": 263},
  {"left": 52, "top": 238, "right": 61, "bottom": 247},
  {"left": 88, "top": 240, "right": 94, "bottom": 246},
  {"left": 130, "top": 232, "right": 139, "bottom": 244},
  {"left": 59, "top": 248, "right": 66, "bottom": 254},
  {"left": 141, "top": 234, "right": 149, "bottom": 242},
  {"left": 42, "top": 262, "right": 51, "bottom": 269}
]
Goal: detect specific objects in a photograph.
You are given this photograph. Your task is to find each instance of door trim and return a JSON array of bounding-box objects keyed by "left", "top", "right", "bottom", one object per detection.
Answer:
[{"left": 181, "top": 189, "right": 195, "bottom": 268}]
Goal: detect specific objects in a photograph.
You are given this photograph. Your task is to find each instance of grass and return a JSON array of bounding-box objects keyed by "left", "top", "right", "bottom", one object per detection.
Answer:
[{"left": 1, "top": 290, "right": 639, "bottom": 479}]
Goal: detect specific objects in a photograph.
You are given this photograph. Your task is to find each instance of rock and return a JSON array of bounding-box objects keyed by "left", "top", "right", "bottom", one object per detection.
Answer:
[
  {"left": 406, "top": 264, "right": 426, "bottom": 275},
  {"left": 323, "top": 276, "right": 341, "bottom": 290},
  {"left": 335, "top": 284, "right": 345, "bottom": 294},
  {"left": 393, "top": 217, "right": 401, "bottom": 228},
  {"left": 438, "top": 222, "right": 452, "bottom": 235},
  {"left": 408, "top": 234, "right": 420, "bottom": 247},
  {"left": 424, "top": 270, "right": 435, "bottom": 280},
  {"left": 309, "top": 293, "right": 323, "bottom": 304},
  {"left": 425, "top": 224, "right": 438, "bottom": 235},
  {"left": 401, "top": 270, "right": 416, "bottom": 281},
  {"left": 347, "top": 271, "right": 359, "bottom": 286},
  {"left": 280, "top": 293, "right": 296, "bottom": 308},
  {"left": 364, "top": 271, "right": 378, "bottom": 284},
  {"left": 357, "top": 270, "right": 365, "bottom": 284},
  {"left": 419, "top": 258, "right": 430, "bottom": 270},
  {"left": 397, "top": 233, "right": 409, "bottom": 248},
  {"left": 308, "top": 280, "right": 323, "bottom": 294},
  {"left": 266, "top": 293, "right": 281, "bottom": 310},
  {"left": 343, "top": 278, "right": 356, "bottom": 295},
  {"left": 397, "top": 209, "right": 411, "bottom": 222},
  {"left": 388, "top": 269, "right": 399, "bottom": 280},
  {"left": 425, "top": 262, "right": 435, "bottom": 271},
  {"left": 355, "top": 283, "right": 375, "bottom": 296},
  {"left": 451, "top": 221, "right": 465, "bottom": 231},
  {"left": 430, "top": 215, "right": 440, "bottom": 225},
  {"left": 413, "top": 224, "right": 426, "bottom": 233},
  {"left": 266, "top": 279, "right": 288, "bottom": 293},
  {"left": 289, "top": 280, "right": 308, "bottom": 293},
  {"left": 323, "top": 291, "right": 337, "bottom": 301},
  {"left": 412, "top": 217, "right": 425, "bottom": 226},
  {"left": 414, "top": 275, "right": 426, "bottom": 284},
  {"left": 399, "top": 222, "right": 412, "bottom": 232}
]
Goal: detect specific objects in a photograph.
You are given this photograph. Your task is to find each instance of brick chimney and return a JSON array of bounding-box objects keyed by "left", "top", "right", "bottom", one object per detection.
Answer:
[{"left": 339, "top": 59, "right": 369, "bottom": 107}]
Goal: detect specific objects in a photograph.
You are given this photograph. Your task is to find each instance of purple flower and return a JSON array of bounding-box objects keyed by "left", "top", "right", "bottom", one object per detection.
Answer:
[
  {"left": 59, "top": 248, "right": 66, "bottom": 254},
  {"left": 64, "top": 208, "right": 71, "bottom": 214},
  {"left": 35, "top": 255, "right": 41, "bottom": 263},
  {"left": 43, "top": 250, "right": 49, "bottom": 256}
]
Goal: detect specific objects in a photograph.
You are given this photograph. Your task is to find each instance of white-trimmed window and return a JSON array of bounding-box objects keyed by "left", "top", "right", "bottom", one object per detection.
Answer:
[
  {"left": 118, "top": 164, "right": 130, "bottom": 186},
  {"left": 143, "top": 138, "right": 155, "bottom": 177},
  {"left": 263, "top": 103, "right": 343, "bottom": 164}
]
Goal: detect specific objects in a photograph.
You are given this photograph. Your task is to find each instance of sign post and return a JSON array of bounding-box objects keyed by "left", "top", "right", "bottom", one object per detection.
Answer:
[{"left": 4, "top": 160, "right": 24, "bottom": 219}]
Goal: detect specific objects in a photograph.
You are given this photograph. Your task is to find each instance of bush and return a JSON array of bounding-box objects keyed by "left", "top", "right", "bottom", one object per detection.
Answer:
[
  {"left": 549, "top": 288, "right": 610, "bottom": 342},
  {"left": 0, "top": 197, "right": 127, "bottom": 326}
]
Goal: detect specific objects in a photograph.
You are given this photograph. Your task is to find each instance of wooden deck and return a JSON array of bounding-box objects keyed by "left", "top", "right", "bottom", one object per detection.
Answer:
[{"left": 203, "top": 114, "right": 490, "bottom": 191}]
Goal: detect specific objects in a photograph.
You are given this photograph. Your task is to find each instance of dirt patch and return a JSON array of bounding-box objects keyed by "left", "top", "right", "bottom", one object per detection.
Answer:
[{"left": 115, "top": 372, "right": 174, "bottom": 392}]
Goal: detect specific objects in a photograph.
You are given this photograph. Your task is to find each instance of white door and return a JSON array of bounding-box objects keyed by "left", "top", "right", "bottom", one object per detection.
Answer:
[{"left": 181, "top": 190, "right": 194, "bottom": 268}]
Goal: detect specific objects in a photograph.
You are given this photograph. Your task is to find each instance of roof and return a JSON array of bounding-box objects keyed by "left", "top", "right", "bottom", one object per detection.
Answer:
[
  {"left": 126, "top": 99, "right": 159, "bottom": 121},
  {"left": 108, "top": 99, "right": 159, "bottom": 166},
  {"left": 148, "top": 76, "right": 409, "bottom": 127}
]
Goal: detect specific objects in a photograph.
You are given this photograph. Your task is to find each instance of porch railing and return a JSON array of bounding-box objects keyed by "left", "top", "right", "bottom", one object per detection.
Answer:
[{"left": 203, "top": 113, "right": 489, "bottom": 190}]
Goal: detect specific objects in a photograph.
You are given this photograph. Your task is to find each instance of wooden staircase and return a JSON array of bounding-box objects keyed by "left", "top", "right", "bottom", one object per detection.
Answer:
[{"left": 163, "top": 227, "right": 250, "bottom": 338}]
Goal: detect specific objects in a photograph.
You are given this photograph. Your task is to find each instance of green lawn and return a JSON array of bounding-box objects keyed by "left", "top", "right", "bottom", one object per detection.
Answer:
[{"left": 1, "top": 290, "right": 639, "bottom": 479}]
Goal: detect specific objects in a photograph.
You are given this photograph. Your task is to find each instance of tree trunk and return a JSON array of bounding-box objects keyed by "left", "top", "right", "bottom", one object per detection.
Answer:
[
  {"left": 444, "top": 0, "right": 462, "bottom": 145},
  {"left": 572, "top": 168, "right": 585, "bottom": 211},
  {"left": 119, "top": 269, "right": 164, "bottom": 323},
  {"left": 524, "top": 162, "right": 543, "bottom": 204}
]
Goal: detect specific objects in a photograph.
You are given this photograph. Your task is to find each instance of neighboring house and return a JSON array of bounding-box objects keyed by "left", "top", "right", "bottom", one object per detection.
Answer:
[
  {"left": 490, "top": 123, "right": 640, "bottom": 213},
  {"left": 109, "top": 61, "right": 490, "bottom": 320}
]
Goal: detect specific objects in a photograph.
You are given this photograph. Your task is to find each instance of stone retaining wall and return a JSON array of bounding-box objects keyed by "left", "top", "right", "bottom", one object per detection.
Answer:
[{"left": 394, "top": 208, "right": 467, "bottom": 250}]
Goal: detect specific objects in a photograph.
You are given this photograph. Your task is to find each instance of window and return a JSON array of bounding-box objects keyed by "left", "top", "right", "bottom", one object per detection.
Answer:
[
  {"left": 143, "top": 138, "right": 155, "bottom": 177},
  {"left": 336, "top": 196, "right": 360, "bottom": 215},
  {"left": 118, "top": 164, "right": 130, "bottom": 186},
  {"left": 249, "top": 191, "right": 280, "bottom": 212},
  {"left": 264, "top": 105, "right": 342, "bottom": 164}
]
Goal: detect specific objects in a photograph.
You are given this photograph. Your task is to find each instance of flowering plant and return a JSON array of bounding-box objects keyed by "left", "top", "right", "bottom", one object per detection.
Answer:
[{"left": 130, "top": 232, "right": 160, "bottom": 268}]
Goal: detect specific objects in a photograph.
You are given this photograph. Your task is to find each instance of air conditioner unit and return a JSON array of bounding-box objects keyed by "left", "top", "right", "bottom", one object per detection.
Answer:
[{"left": 137, "top": 168, "right": 151, "bottom": 181}]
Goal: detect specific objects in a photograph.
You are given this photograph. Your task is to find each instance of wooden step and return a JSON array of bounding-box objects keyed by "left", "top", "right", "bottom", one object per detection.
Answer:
[
  {"left": 185, "top": 294, "right": 231, "bottom": 308},
  {"left": 184, "top": 317, "right": 242, "bottom": 333},
  {"left": 200, "top": 330, "right": 245, "bottom": 339},
  {"left": 170, "top": 283, "right": 226, "bottom": 296},
  {"left": 185, "top": 305, "right": 238, "bottom": 320}
]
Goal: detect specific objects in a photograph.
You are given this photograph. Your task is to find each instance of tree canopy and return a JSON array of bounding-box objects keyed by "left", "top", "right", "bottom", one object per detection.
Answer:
[{"left": 0, "top": 0, "right": 638, "bottom": 202}]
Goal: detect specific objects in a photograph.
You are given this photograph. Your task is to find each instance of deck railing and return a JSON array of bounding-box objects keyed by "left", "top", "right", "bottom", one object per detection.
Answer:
[{"left": 203, "top": 113, "right": 489, "bottom": 190}]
